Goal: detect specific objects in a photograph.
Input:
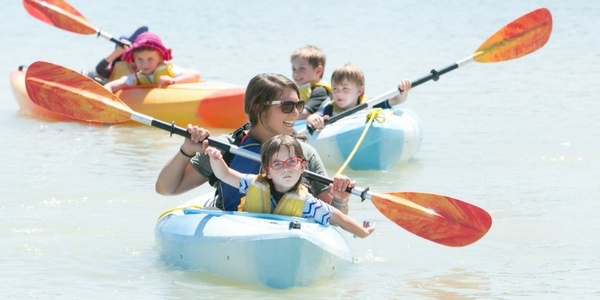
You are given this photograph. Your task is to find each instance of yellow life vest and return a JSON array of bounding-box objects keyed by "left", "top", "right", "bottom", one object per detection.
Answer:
[
  {"left": 298, "top": 81, "right": 332, "bottom": 103},
  {"left": 107, "top": 61, "right": 135, "bottom": 82},
  {"left": 134, "top": 61, "right": 176, "bottom": 86},
  {"left": 332, "top": 94, "right": 368, "bottom": 115},
  {"left": 241, "top": 175, "right": 309, "bottom": 217}
]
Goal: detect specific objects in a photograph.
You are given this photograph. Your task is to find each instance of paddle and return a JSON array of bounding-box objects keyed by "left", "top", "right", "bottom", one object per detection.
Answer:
[
  {"left": 301, "top": 7, "right": 553, "bottom": 134},
  {"left": 23, "top": 0, "right": 127, "bottom": 47},
  {"left": 24, "top": 61, "right": 492, "bottom": 247}
]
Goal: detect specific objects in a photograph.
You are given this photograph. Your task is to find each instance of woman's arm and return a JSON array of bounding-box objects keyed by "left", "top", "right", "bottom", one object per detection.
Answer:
[{"left": 155, "top": 125, "right": 211, "bottom": 195}]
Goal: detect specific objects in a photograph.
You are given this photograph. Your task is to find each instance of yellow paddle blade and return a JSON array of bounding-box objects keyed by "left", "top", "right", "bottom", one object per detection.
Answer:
[
  {"left": 475, "top": 8, "right": 552, "bottom": 63},
  {"left": 23, "top": 0, "right": 96, "bottom": 34},
  {"left": 25, "top": 61, "right": 133, "bottom": 123}
]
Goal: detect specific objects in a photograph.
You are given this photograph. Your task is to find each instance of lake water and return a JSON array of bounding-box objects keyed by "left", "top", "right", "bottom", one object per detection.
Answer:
[{"left": 1, "top": 0, "right": 599, "bottom": 299}]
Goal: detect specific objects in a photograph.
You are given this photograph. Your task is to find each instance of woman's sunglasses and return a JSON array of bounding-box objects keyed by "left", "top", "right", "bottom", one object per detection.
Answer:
[
  {"left": 268, "top": 100, "right": 305, "bottom": 114},
  {"left": 268, "top": 157, "right": 303, "bottom": 170}
]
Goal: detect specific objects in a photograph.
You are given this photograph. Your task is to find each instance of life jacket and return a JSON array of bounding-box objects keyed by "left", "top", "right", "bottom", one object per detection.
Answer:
[
  {"left": 210, "top": 124, "right": 262, "bottom": 211},
  {"left": 324, "top": 94, "right": 369, "bottom": 116},
  {"left": 133, "top": 61, "right": 176, "bottom": 86},
  {"left": 107, "top": 61, "right": 135, "bottom": 82},
  {"left": 298, "top": 81, "right": 332, "bottom": 103},
  {"left": 242, "top": 174, "right": 309, "bottom": 217}
]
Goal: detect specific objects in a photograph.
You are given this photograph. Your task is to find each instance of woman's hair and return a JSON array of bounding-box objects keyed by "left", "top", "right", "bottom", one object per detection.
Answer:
[
  {"left": 244, "top": 73, "right": 300, "bottom": 126},
  {"left": 260, "top": 134, "right": 308, "bottom": 192}
]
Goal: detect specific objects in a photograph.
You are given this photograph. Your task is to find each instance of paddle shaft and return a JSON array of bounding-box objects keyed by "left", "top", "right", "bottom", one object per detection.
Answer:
[
  {"left": 305, "top": 55, "right": 475, "bottom": 133},
  {"left": 97, "top": 31, "right": 127, "bottom": 47},
  {"left": 24, "top": 59, "right": 494, "bottom": 247},
  {"left": 132, "top": 112, "right": 371, "bottom": 200},
  {"left": 304, "top": 8, "right": 553, "bottom": 133}
]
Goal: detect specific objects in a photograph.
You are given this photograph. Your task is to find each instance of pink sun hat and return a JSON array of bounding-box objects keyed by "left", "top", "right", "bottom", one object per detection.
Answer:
[{"left": 122, "top": 32, "right": 173, "bottom": 63}]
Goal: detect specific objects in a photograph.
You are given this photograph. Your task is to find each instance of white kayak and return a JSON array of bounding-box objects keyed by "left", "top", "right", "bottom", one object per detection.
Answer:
[
  {"left": 295, "top": 106, "right": 423, "bottom": 170},
  {"left": 154, "top": 206, "right": 353, "bottom": 289}
]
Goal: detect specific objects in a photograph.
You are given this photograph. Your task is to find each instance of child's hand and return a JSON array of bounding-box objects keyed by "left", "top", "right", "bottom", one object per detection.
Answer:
[
  {"left": 307, "top": 114, "right": 327, "bottom": 130},
  {"left": 204, "top": 147, "right": 223, "bottom": 161},
  {"left": 389, "top": 79, "right": 411, "bottom": 105},
  {"left": 358, "top": 220, "right": 376, "bottom": 238},
  {"left": 158, "top": 75, "right": 176, "bottom": 87}
]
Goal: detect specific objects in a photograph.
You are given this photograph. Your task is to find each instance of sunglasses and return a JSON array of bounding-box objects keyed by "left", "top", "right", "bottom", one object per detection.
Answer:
[
  {"left": 268, "top": 100, "right": 305, "bottom": 114},
  {"left": 268, "top": 157, "right": 303, "bottom": 170}
]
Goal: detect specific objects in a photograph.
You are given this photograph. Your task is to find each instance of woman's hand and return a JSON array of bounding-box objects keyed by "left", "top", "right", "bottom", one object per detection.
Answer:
[
  {"left": 328, "top": 174, "right": 355, "bottom": 202},
  {"left": 180, "top": 124, "right": 211, "bottom": 156}
]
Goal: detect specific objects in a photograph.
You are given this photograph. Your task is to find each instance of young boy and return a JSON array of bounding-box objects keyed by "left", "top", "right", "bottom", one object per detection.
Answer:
[
  {"left": 306, "top": 63, "right": 411, "bottom": 130},
  {"left": 290, "top": 45, "right": 332, "bottom": 120},
  {"left": 104, "top": 32, "right": 201, "bottom": 93},
  {"left": 204, "top": 134, "right": 376, "bottom": 238}
]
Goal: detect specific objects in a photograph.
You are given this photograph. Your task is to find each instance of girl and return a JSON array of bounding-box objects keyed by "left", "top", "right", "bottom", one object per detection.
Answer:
[
  {"left": 104, "top": 32, "right": 201, "bottom": 93},
  {"left": 204, "top": 134, "right": 376, "bottom": 238}
]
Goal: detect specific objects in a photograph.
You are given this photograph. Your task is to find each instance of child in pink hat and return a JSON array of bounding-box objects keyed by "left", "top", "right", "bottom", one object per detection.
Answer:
[{"left": 104, "top": 32, "right": 201, "bottom": 93}]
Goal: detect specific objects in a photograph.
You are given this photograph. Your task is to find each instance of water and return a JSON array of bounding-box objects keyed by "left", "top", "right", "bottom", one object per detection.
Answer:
[{"left": 1, "top": 0, "right": 599, "bottom": 298}]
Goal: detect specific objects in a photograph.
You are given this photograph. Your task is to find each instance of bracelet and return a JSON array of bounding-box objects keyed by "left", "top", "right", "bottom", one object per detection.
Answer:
[{"left": 179, "top": 147, "right": 195, "bottom": 158}]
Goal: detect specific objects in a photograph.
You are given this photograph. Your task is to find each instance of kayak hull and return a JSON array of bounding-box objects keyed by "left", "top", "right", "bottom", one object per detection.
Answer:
[
  {"left": 155, "top": 207, "right": 353, "bottom": 289},
  {"left": 296, "top": 107, "right": 423, "bottom": 170},
  {"left": 10, "top": 65, "right": 247, "bottom": 129}
]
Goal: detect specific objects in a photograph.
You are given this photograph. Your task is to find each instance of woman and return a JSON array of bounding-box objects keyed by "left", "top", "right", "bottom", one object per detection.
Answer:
[{"left": 155, "top": 73, "right": 352, "bottom": 213}]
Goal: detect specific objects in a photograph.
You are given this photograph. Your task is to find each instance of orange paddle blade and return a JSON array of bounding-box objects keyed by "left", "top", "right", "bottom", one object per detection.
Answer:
[
  {"left": 475, "top": 8, "right": 552, "bottom": 63},
  {"left": 25, "top": 61, "right": 132, "bottom": 123},
  {"left": 371, "top": 192, "right": 492, "bottom": 247},
  {"left": 23, "top": 0, "right": 96, "bottom": 34}
]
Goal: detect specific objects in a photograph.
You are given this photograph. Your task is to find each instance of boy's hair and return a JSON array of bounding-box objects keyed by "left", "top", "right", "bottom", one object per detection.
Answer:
[
  {"left": 291, "top": 45, "right": 326, "bottom": 79},
  {"left": 331, "top": 63, "right": 365, "bottom": 87}
]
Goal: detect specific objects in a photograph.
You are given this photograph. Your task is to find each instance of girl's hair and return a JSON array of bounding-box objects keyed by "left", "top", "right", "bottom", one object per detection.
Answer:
[
  {"left": 290, "top": 45, "right": 326, "bottom": 79},
  {"left": 331, "top": 63, "right": 365, "bottom": 87},
  {"left": 260, "top": 134, "right": 308, "bottom": 192},
  {"left": 244, "top": 73, "right": 300, "bottom": 126}
]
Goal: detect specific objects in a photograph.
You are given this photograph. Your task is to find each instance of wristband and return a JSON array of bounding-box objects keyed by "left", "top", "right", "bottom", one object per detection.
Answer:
[{"left": 179, "top": 147, "right": 195, "bottom": 158}]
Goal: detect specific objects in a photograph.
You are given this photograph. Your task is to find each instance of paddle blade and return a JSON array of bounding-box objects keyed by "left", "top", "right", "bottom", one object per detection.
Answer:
[
  {"left": 25, "top": 61, "right": 133, "bottom": 123},
  {"left": 475, "top": 8, "right": 552, "bottom": 63},
  {"left": 371, "top": 192, "right": 492, "bottom": 247},
  {"left": 23, "top": 0, "right": 96, "bottom": 34}
]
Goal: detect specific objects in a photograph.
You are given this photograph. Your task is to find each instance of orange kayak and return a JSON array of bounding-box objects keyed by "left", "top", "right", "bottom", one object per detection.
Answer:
[{"left": 10, "top": 65, "right": 248, "bottom": 129}]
